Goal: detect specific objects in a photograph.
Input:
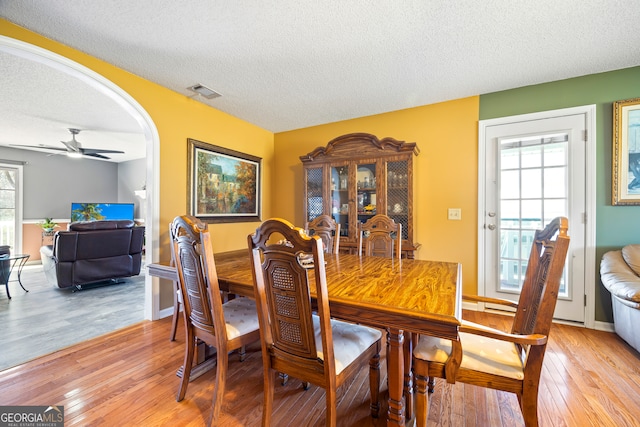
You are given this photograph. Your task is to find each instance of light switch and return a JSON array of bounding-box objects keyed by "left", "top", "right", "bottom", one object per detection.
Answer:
[{"left": 448, "top": 208, "right": 461, "bottom": 220}]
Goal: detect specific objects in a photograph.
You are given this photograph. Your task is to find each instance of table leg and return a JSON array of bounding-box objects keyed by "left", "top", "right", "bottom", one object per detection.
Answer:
[
  {"left": 15, "top": 256, "right": 29, "bottom": 292},
  {"left": 386, "top": 327, "right": 405, "bottom": 426}
]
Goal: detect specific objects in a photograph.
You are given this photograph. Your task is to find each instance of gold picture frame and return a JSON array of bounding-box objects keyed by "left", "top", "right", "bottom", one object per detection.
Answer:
[
  {"left": 612, "top": 97, "right": 640, "bottom": 205},
  {"left": 187, "top": 138, "right": 261, "bottom": 223}
]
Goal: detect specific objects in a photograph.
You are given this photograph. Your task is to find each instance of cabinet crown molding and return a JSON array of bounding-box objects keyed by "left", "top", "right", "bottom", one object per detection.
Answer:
[{"left": 300, "top": 133, "right": 419, "bottom": 163}]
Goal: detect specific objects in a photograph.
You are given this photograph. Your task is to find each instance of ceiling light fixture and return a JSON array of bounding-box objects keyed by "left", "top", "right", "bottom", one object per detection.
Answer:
[{"left": 187, "top": 83, "right": 222, "bottom": 99}]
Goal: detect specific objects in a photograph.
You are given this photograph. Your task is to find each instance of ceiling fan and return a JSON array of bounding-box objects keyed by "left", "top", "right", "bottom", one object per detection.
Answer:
[{"left": 11, "top": 128, "right": 125, "bottom": 159}]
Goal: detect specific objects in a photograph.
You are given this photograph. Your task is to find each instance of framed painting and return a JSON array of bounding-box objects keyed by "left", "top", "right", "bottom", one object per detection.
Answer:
[
  {"left": 187, "top": 139, "right": 261, "bottom": 222},
  {"left": 612, "top": 97, "right": 640, "bottom": 205}
]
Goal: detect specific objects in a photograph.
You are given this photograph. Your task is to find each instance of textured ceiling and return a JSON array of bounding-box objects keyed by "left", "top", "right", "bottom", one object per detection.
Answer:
[
  {"left": 1, "top": 1, "right": 640, "bottom": 161},
  {"left": 0, "top": 49, "right": 146, "bottom": 162}
]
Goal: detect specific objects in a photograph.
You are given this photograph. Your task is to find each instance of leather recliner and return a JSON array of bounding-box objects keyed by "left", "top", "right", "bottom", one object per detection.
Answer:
[
  {"left": 40, "top": 220, "right": 145, "bottom": 289},
  {"left": 600, "top": 244, "right": 640, "bottom": 353}
]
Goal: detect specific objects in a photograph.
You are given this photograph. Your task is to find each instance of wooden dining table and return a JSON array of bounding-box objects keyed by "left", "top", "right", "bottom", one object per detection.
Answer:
[{"left": 148, "top": 250, "right": 461, "bottom": 426}]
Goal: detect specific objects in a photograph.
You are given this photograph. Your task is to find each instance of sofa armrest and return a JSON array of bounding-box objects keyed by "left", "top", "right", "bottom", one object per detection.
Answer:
[
  {"left": 601, "top": 250, "right": 640, "bottom": 303},
  {"left": 40, "top": 245, "right": 58, "bottom": 287}
]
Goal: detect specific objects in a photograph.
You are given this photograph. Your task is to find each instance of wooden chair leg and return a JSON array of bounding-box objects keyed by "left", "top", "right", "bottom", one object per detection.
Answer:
[
  {"left": 325, "top": 386, "right": 337, "bottom": 427},
  {"left": 279, "top": 372, "right": 289, "bottom": 385},
  {"left": 369, "top": 353, "right": 381, "bottom": 418},
  {"left": 176, "top": 329, "right": 195, "bottom": 401},
  {"left": 170, "top": 281, "right": 180, "bottom": 341},
  {"left": 414, "top": 372, "right": 429, "bottom": 427},
  {"left": 262, "top": 370, "right": 276, "bottom": 427},
  {"left": 403, "top": 331, "right": 414, "bottom": 420},
  {"left": 208, "top": 345, "right": 229, "bottom": 426},
  {"left": 521, "top": 386, "right": 540, "bottom": 427},
  {"left": 238, "top": 345, "right": 247, "bottom": 361}
]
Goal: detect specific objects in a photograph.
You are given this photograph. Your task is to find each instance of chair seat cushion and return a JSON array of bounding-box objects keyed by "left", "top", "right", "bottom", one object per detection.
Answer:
[
  {"left": 414, "top": 330, "right": 525, "bottom": 380},
  {"left": 222, "top": 297, "right": 260, "bottom": 340},
  {"left": 312, "top": 315, "right": 382, "bottom": 375}
]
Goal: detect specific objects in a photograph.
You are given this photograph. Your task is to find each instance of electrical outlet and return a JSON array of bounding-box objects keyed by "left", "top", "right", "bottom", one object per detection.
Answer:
[{"left": 448, "top": 208, "right": 461, "bottom": 220}]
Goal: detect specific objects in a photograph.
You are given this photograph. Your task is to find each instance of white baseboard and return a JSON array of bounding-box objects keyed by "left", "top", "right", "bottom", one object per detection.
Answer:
[
  {"left": 462, "top": 301, "right": 615, "bottom": 332},
  {"left": 593, "top": 320, "right": 615, "bottom": 333},
  {"left": 158, "top": 306, "right": 174, "bottom": 319}
]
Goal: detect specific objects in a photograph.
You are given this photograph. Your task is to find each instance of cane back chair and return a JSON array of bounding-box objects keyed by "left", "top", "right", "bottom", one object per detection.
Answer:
[
  {"left": 248, "top": 218, "right": 382, "bottom": 426},
  {"left": 358, "top": 214, "right": 402, "bottom": 259},
  {"left": 413, "top": 216, "right": 570, "bottom": 427},
  {"left": 305, "top": 214, "right": 341, "bottom": 254},
  {"left": 170, "top": 215, "right": 260, "bottom": 425}
]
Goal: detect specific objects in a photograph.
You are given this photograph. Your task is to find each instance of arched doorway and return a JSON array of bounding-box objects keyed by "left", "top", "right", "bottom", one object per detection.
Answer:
[{"left": 0, "top": 35, "right": 161, "bottom": 320}]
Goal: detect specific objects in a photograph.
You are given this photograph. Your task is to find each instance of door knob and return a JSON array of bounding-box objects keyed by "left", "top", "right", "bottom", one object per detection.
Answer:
[{"left": 487, "top": 224, "right": 496, "bottom": 230}]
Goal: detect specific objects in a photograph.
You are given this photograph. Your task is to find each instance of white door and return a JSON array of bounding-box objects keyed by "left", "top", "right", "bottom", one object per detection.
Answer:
[
  {"left": 0, "top": 163, "right": 23, "bottom": 254},
  {"left": 479, "top": 107, "right": 595, "bottom": 323}
]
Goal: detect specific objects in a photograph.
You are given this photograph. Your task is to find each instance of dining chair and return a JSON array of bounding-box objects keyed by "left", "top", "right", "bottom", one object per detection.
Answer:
[
  {"left": 412, "top": 216, "right": 570, "bottom": 427},
  {"left": 305, "top": 214, "right": 341, "bottom": 254},
  {"left": 248, "top": 218, "right": 382, "bottom": 426},
  {"left": 170, "top": 215, "right": 261, "bottom": 426},
  {"left": 358, "top": 214, "right": 402, "bottom": 259}
]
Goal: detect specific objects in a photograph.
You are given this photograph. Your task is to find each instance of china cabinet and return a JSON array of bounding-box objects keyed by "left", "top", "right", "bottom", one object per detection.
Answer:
[{"left": 301, "top": 133, "right": 420, "bottom": 258}]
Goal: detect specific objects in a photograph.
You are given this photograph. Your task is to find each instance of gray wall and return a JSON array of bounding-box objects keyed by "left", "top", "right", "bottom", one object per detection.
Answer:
[
  {"left": 0, "top": 146, "right": 143, "bottom": 220},
  {"left": 117, "top": 158, "right": 146, "bottom": 219}
]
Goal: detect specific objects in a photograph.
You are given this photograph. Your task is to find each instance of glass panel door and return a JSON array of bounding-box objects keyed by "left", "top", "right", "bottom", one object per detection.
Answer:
[
  {"left": 499, "top": 133, "right": 569, "bottom": 294},
  {"left": 305, "top": 167, "right": 323, "bottom": 223},
  {"left": 330, "top": 165, "right": 349, "bottom": 237},
  {"left": 387, "top": 160, "right": 409, "bottom": 240},
  {"left": 356, "top": 163, "right": 377, "bottom": 228},
  {"left": 482, "top": 112, "right": 587, "bottom": 323}
]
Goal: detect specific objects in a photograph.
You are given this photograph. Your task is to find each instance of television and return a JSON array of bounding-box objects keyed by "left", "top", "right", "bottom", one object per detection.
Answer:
[{"left": 71, "top": 203, "right": 135, "bottom": 222}]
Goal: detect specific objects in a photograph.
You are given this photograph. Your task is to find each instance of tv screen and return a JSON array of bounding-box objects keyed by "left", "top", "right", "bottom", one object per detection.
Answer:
[{"left": 71, "top": 203, "right": 135, "bottom": 222}]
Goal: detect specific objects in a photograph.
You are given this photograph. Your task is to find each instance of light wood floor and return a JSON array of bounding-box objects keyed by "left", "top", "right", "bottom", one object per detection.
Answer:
[
  {"left": 1, "top": 311, "right": 639, "bottom": 426},
  {"left": 0, "top": 265, "right": 144, "bottom": 371}
]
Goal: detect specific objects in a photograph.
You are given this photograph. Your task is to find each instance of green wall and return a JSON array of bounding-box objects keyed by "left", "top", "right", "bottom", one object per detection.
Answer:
[{"left": 479, "top": 66, "right": 640, "bottom": 323}]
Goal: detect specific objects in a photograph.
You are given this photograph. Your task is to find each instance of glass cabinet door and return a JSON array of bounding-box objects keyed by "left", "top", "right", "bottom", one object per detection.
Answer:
[
  {"left": 305, "top": 167, "right": 323, "bottom": 223},
  {"left": 356, "top": 163, "right": 377, "bottom": 231},
  {"left": 330, "top": 165, "right": 349, "bottom": 237},
  {"left": 386, "top": 160, "right": 409, "bottom": 240}
]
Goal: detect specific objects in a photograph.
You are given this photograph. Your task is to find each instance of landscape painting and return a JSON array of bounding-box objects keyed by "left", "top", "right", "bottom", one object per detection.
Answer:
[{"left": 187, "top": 139, "right": 261, "bottom": 222}]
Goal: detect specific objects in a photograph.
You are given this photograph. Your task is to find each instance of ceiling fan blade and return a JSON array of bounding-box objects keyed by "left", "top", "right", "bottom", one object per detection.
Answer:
[
  {"left": 84, "top": 152, "right": 111, "bottom": 159},
  {"left": 9, "top": 144, "right": 67, "bottom": 152},
  {"left": 81, "top": 148, "right": 125, "bottom": 155},
  {"left": 61, "top": 140, "right": 80, "bottom": 152},
  {"left": 46, "top": 151, "right": 67, "bottom": 157}
]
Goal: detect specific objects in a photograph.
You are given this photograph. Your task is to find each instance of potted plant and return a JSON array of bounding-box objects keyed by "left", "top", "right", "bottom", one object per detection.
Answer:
[{"left": 40, "top": 217, "right": 59, "bottom": 233}]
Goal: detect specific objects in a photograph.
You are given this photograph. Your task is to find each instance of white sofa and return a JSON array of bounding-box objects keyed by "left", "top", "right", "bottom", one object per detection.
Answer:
[{"left": 600, "top": 244, "right": 640, "bottom": 353}]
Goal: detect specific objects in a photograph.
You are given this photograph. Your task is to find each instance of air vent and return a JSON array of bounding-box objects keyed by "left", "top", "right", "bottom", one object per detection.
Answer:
[{"left": 187, "top": 83, "right": 222, "bottom": 99}]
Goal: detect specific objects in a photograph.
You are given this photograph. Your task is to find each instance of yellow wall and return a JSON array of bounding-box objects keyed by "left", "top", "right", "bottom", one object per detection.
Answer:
[
  {"left": 273, "top": 97, "right": 480, "bottom": 294},
  {"left": 2, "top": 19, "right": 480, "bottom": 296},
  {"left": 1, "top": 20, "right": 274, "bottom": 309},
  {"left": 1, "top": 20, "right": 274, "bottom": 260}
]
